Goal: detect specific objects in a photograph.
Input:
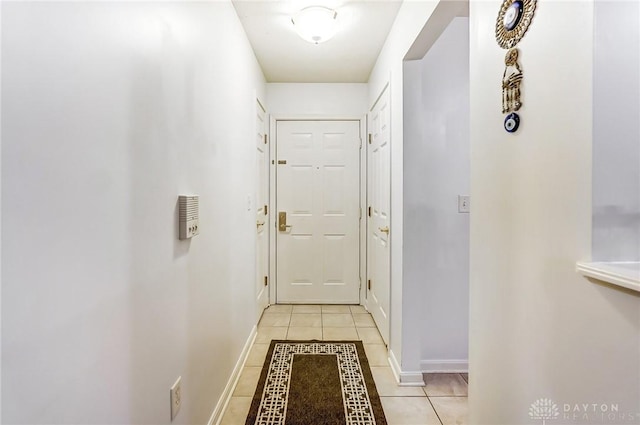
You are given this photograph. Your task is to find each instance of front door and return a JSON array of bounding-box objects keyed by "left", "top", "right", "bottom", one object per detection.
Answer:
[
  {"left": 367, "top": 86, "right": 391, "bottom": 344},
  {"left": 276, "top": 120, "right": 361, "bottom": 304}
]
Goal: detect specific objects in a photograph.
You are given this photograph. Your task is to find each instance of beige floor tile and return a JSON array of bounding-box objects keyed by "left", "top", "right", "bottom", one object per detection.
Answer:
[
  {"left": 380, "top": 397, "right": 441, "bottom": 425},
  {"left": 245, "top": 343, "right": 269, "bottom": 367},
  {"left": 265, "top": 304, "right": 293, "bottom": 313},
  {"left": 233, "top": 367, "right": 261, "bottom": 397},
  {"left": 350, "top": 305, "right": 368, "bottom": 314},
  {"left": 254, "top": 327, "right": 287, "bottom": 344},
  {"left": 220, "top": 396, "right": 252, "bottom": 425},
  {"left": 424, "top": 373, "right": 468, "bottom": 397},
  {"left": 323, "top": 327, "right": 358, "bottom": 340},
  {"left": 259, "top": 313, "right": 291, "bottom": 327},
  {"left": 353, "top": 313, "right": 376, "bottom": 327},
  {"left": 292, "top": 304, "right": 321, "bottom": 313},
  {"left": 322, "top": 313, "right": 355, "bottom": 327},
  {"left": 370, "top": 367, "right": 425, "bottom": 397},
  {"left": 430, "top": 397, "right": 468, "bottom": 425},
  {"left": 460, "top": 373, "right": 468, "bottom": 383},
  {"left": 289, "top": 313, "right": 322, "bottom": 327},
  {"left": 357, "top": 327, "right": 384, "bottom": 344},
  {"left": 286, "top": 326, "right": 322, "bottom": 340},
  {"left": 363, "top": 344, "right": 389, "bottom": 367},
  {"left": 321, "top": 305, "right": 351, "bottom": 313}
]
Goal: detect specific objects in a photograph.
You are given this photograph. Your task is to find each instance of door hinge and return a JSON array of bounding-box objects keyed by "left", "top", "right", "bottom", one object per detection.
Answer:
[
  {"left": 264, "top": 134, "right": 268, "bottom": 145},
  {"left": 367, "top": 279, "right": 371, "bottom": 290},
  {"left": 368, "top": 206, "right": 371, "bottom": 217},
  {"left": 264, "top": 205, "right": 268, "bottom": 215},
  {"left": 368, "top": 133, "right": 372, "bottom": 144},
  {"left": 264, "top": 276, "right": 268, "bottom": 287}
]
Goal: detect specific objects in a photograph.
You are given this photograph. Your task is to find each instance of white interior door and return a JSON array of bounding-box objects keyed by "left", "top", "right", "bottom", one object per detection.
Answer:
[
  {"left": 276, "top": 120, "right": 361, "bottom": 304},
  {"left": 367, "top": 86, "right": 391, "bottom": 344},
  {"left": 255, "top": 100, "right": 269, "bottom": 316}
]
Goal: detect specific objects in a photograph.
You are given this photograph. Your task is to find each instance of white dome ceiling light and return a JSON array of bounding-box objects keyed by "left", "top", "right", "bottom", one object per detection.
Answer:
[{"left": 291, "top": 6, "right": 339, "bottom": 45}]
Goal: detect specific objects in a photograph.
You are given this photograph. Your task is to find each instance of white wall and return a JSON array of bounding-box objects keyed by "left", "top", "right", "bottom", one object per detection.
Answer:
[
  {"left": 1, "top": 2, "right": 265, "bottom": 423},
  {"left": 403, "top": 16, "right": 469, "bottom": 373},
  {"left": 368, "top": 0, "right": 470, "bottom": 382},
  {"left": 367, "top": 0, "right": 440, "bottom": 377},
  {"left": 267, "top": 83, "right": 367, "bottom": 117},
  {"left": 593, "top": 0, "right": 640, "bottom": 262},
  {"left": 469, "top": 1, "right": 640, "bottom": 423}
]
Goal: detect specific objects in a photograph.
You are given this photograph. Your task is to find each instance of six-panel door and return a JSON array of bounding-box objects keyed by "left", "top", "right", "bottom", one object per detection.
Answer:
[
  {"left": 255, "top": 101, "right": 269, "bottom": 316},
  {"left": 276, "top": 120, "right": 361, "bottom": 304},
  {"left": 367, "top": 87, "right": 391, "bottom": 345}
]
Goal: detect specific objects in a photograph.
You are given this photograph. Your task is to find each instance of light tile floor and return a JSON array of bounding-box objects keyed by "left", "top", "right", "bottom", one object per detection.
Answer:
[{"left": 220, "top": 305, "right": 468, "bottom": 425}]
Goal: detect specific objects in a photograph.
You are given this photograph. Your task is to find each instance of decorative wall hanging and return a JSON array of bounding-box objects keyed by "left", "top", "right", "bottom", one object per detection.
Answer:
[
  {"left": 502, "top": 48, "right": 523, "bottom": 114},
  {"left": 495, "top": 0, "right": 537, "bottom": 49},
  {"left": 495, "top": 0, "right": 537, "bottom": 133},
  {"left": 502, "top": 48, "right": 523, "bottom": 132}
]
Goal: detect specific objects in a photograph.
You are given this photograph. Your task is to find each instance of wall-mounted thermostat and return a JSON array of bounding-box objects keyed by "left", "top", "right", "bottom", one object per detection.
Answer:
[{"left": 178, "top": 195, "right": 199, "bottom": 239}]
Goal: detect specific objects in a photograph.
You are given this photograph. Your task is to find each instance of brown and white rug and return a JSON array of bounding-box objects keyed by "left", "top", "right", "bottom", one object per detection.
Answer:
[{"left": 245, "top": 340, "right": 387, "bottom": 425}]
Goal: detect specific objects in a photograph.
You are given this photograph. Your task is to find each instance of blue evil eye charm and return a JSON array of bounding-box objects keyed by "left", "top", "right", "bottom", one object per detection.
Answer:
[
  {"left": 503, "top": 0, "right": 524, "bottom": 31},
  {"left": 504, "top": 113, "right": 520, "bottom": 133}
]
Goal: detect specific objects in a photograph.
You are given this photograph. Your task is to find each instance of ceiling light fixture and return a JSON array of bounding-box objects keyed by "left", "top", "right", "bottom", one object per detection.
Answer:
[{"left": 291, "top": 6, "right": 338, "bottom": 45}]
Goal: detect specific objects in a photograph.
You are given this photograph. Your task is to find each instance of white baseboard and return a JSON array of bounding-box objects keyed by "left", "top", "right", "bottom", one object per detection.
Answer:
[
  {"left": 421, "top": 359, "right": 468, "bottom": 373},
  {"left": 388, "top": 349, "right": 426, "bottom": 387},
  {"left": 388, "top": 349, "right": 401, "bottom": 381},
  {"left": 207, "top": 325, "right": 258, "bottom": 425}
]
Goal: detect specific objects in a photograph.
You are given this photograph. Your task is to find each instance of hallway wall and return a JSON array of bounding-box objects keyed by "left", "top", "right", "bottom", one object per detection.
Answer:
[
  {"left": 469, "top": 1, "right": 640, "bottom": 423},
  {"left": 403, "top": 16, "right": 470, "bottom": 373},
  {"left": 267, "top": 83, "right": 367, "bottom": 117},
  {"left": 367, "top": 0, "right": 441, "bottom": 379},
  {"left": 1, "top": 2, "right": 265, "bottom": 423}
]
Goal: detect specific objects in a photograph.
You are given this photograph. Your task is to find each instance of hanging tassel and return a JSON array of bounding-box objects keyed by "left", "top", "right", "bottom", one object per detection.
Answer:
[{"left": 502, "top": 48, "right": 523, "bottom": 114}]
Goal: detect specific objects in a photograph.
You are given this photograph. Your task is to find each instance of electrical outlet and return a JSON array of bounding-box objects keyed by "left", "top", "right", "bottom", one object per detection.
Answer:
[
  {"left": 458, "top": 195, "right": 470, "bottom": 213},
  {"left": 170, "top": 377, "right": 182, "bottom": 421}
]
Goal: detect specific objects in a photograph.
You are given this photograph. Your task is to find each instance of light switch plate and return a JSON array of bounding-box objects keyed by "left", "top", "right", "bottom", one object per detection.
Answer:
[{"left": 458, "top": 195, "right": 470, "bottom": 213}]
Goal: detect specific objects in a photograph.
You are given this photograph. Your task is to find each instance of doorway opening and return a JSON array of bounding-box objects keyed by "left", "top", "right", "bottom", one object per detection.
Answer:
[{"left": 399, "top": 2, "right": 470, "bottom": 381}]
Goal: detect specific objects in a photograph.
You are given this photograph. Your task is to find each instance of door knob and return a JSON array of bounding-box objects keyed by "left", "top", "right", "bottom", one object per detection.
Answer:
[
  {"left": 278, "top": 212, "right": 292, "bottom": 231},
  {"left": 379, "top": 226, "right": 389, "bottom": 234}
]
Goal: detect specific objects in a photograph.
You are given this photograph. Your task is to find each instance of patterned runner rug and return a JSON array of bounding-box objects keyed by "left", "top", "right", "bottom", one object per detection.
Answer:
[{"left": 245, "top": 340, "right": 387, "bottom": 425}]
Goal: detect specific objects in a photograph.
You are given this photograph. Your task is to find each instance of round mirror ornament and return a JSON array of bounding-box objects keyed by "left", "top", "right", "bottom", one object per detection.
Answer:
[{"left": 495, "top": 0, "right": 537, "bottom": 50}]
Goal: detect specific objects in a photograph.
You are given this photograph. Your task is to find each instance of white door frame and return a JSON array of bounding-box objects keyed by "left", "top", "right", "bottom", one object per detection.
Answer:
[{"left": 268, "top": 115, "right": 367, "bottom": 305}]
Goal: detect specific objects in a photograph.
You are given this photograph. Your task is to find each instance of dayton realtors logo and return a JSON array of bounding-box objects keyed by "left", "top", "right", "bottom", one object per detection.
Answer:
[
  {"left": 529, "top": 399, "right": 560, "bottom": 425},
  {"left": 530, "top": 398, "right": 640, "bottom": 423},
  {"left": 563, "top": 403, "right": 640, "bottom": 422}
]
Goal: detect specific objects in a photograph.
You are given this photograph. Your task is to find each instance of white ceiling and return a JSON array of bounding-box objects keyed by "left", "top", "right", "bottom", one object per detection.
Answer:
[{"left": 232, "top": 1, "right": 402, "bottom": 83}]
